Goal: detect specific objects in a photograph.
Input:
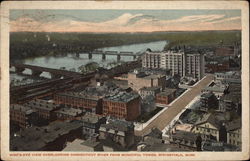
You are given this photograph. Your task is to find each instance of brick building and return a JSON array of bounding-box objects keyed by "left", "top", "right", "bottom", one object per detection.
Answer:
[
  {"left": 54, "top": 92, "right": 102, "bottom": 114},
  {"left": 24, "top": 99, "right": 60, "bottom": 121},
  {"left": 155, "top": 88, "right": 177, "bottom": 105},
  {"left": 10, "top": 104, "right": 37, "bottom": 128},
  {"left": 103, "top": 92, "right": 141, "bottom": 121}
]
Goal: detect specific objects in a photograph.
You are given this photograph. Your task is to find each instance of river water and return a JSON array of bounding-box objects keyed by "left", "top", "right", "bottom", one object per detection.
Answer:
[{"left": 10, "top": 40, "right": 167, "bottom": 82}]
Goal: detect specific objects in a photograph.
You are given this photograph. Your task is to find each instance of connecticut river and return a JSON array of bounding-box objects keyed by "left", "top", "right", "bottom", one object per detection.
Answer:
[{"left": 10, "top": 40, "right": 167, "bottom": 80}]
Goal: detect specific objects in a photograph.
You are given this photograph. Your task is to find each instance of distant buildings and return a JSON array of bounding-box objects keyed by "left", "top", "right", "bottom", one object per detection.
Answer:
[
  {"left": 215, "top": 71, "right": 241, "bottom": 84},
  {"left": 99, "top": 119, "right": 135, "bottom": 148},
  {"left": 155, "top": 88, "right": 177, "bottom": 105},
  {"left": 103, "top": 92, "right": 141, "bottom": 121},
  {"left": 142, "top": 50, "right": 205, "bottom": 80}
]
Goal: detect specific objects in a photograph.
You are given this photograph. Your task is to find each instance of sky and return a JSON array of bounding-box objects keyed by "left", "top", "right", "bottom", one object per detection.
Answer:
[{"left": 10, "top": 9, "right": 241, "bottom": 33}]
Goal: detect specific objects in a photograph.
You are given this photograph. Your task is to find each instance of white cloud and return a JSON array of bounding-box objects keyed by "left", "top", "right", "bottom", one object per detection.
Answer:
[{"left": 10, "top": 13, "right": 241, "bottom": 32}]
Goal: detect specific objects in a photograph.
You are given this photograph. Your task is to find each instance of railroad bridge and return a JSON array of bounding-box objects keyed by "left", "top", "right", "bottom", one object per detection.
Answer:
[
  {"left": 78, "top": 51, "right": 143, "bottom": 61},
  {"left": 10, "top": 63, "right": 82, "bottom": 79}
]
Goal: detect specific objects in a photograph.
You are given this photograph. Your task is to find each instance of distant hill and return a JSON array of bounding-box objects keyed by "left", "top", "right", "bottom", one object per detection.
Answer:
[{"left": 10, "top": 30, "right": 241, "bottom": 60}]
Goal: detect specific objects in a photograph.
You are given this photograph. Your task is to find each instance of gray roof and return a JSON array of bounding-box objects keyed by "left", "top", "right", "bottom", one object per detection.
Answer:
[
  {"left": 10, "top": 120, "right": 82, "bottom": 151},
  {"left": 55, "top": 107, "right": 83, "bottom": 116},
  {"left": 201, "top": 92, "right": 214, "bottom": 98},
  {"left": 145, "top": 128, "right": 162, "bottom": 139},
  {"left": 140, "top": 86, "right": 161, "bottom": 91},
  {"left": 57, "top": 92, "right": 101, "bottom": 101},
  {"left": 25, "top": 99, "right": 59, "bottom": 111},
  {"left": 157, "top": 88, "right": 176, "bottom": 97},
  {"left": 100, "top": 119, "right": 134, "bottom": 132},
  {"left": 172, "top": 131, "right": 197, "bottom": 142},
  {"left": 104, "top": 91, "right": 140, "bottom": 103},
  {"left": 226, "top": 118, "right": 241, "bottom": 131},
  {"left": 81, "top": 113, "right": 104, "bottom": 124},
  {"left": 81, "top": 139, "right": 101, "bottom": 148},
  {"left": 195, "top": 113, "right": 224, "bottom": 129},
  {"left": 10, "top": 104, "right": 35, "bottom": 115}
]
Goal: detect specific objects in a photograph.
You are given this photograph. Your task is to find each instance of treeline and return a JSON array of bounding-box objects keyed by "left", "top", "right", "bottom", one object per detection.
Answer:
[{"left": 10, "top": 30, "right": 241, "bottom": 61}]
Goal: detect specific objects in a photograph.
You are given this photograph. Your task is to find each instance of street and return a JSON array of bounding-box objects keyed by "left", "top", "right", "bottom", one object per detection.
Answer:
[{"left": 135, "top": 74, "right": 214, "bottom": 136}]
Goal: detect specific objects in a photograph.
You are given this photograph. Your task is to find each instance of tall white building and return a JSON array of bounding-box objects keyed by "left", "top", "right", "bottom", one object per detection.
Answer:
[{"left": 142, "top": 50, "right": 205, "bottom": 80}]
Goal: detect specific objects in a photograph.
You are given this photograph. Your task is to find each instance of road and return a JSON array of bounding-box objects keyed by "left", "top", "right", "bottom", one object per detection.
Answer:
[{"left": 134, "top": 74, "right": 214, "bottom": 136}]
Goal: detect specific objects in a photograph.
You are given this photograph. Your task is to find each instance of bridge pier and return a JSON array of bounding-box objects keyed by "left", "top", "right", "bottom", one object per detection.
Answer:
[
  {"left": 32, "top": 70, "right": 42, "bottom": 77},
  {"left": 133, "top": 55, "right": 137, "bottom": 60},
  {"left": 102, "top": 54, "right": 106, "bottom": 60},
  {"left": 117, "top": 55, "right": 121, "bottom": 61},
  {"left": 15, "top": 67, "right": 25, "bottom": 74},
  {"left": 88, "top": 53, "right": 92, "bottom": 59},
  {"left": 51, "top": 73, "right": 62, "bottom": 79}
]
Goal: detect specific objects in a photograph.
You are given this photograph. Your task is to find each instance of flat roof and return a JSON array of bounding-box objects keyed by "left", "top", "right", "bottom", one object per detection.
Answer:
[
  {"left": 55, "top": 107, "right": 84, "bottom": 116},
  {"left": 25, "top": 99, "right": 59, "bottom": 111},
  {"left": 81, "top": 112, "right": 104, "bottom": 124},
  {"left": 104, "top": 91, "right": 139, "bottom": 103},
  {"left": 10, "top": 104, "right": 35, "bottom": 115},
  {"left": 157, "top": 88, "right": 176, "bottom": 96}
]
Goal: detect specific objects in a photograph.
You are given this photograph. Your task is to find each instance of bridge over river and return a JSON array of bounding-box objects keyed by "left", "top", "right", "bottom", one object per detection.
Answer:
[
  {"left": 77, "top": 50, "right": 144, "bottom": 61},
  {"left": 10, "top": 63, "right": 82, "bottom": 79}
]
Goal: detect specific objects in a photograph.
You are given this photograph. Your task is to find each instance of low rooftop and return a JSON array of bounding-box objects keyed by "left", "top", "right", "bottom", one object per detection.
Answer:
[
  {"left": 25, "top": 99, "right": 59, "bottom": 111},
  {"left": 10, "top": 120, "right": 82, "bottom": 151},
  {"left": 140, "top": 86, "right": 161, "bottom": 91},
  {"left": 55, "top": 107, "right": 84, "bottom": 116},
  {"left": 100, "top": 119, "right": 134, "bottom": 132},
  {"left": 104, "top": 91, "right": 140, "bottom": 103},
  {"left": 81, "top": 112, "right": 105, "bottom": 124},
  {"left": 157, "top": 88, "right": 176, "bottom": 97},
  {"left": 226, "top": 118, "right": 241, "bottom": 131},
  {"left": 10, "top": 104, "right": 35, "bottom": 115}
]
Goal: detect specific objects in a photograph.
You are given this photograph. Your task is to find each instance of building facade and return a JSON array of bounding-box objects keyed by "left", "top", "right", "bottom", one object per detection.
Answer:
[
  {"left": 142, "top": 50, "right": 205, "bottom": 80},
  {"left": 54, "top": 92, "right": 102, "bottom": 114},
  {"left": 128, "top": 70, "right": 166, "bottom": 91},
  {"left": 99, "top": 119, "right": 135, "bottom": 148},
  {"left": 81, "top": 113, "right": 106, "bottom": 139},
  {"left": 54, "top": 107, "right": 84, "bottom": 120},
  {"left": 10, "top": 104, "right": 37, "bottom": 128},
  {"left": 226, "top": 119, "right": 241, "bottom": 148},
  {"left": 155, "top": 88, "right": 177, "bottom": 105},
  {"left": 24, "top": 99, "right": 59, "bottom": 121},
  {"left": 103, "top": 92, "right": 141, "bottom": 121},
  {"left": 139, "top": 87, "right": 161, "bottom": 99},
  {"left": 199, "top": 92, "right": 218, "bottom": 112}
]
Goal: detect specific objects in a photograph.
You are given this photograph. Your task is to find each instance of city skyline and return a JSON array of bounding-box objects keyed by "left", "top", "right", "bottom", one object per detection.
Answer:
[{"left": 10, "top": 9, "right": 241, "bottom": 33}]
